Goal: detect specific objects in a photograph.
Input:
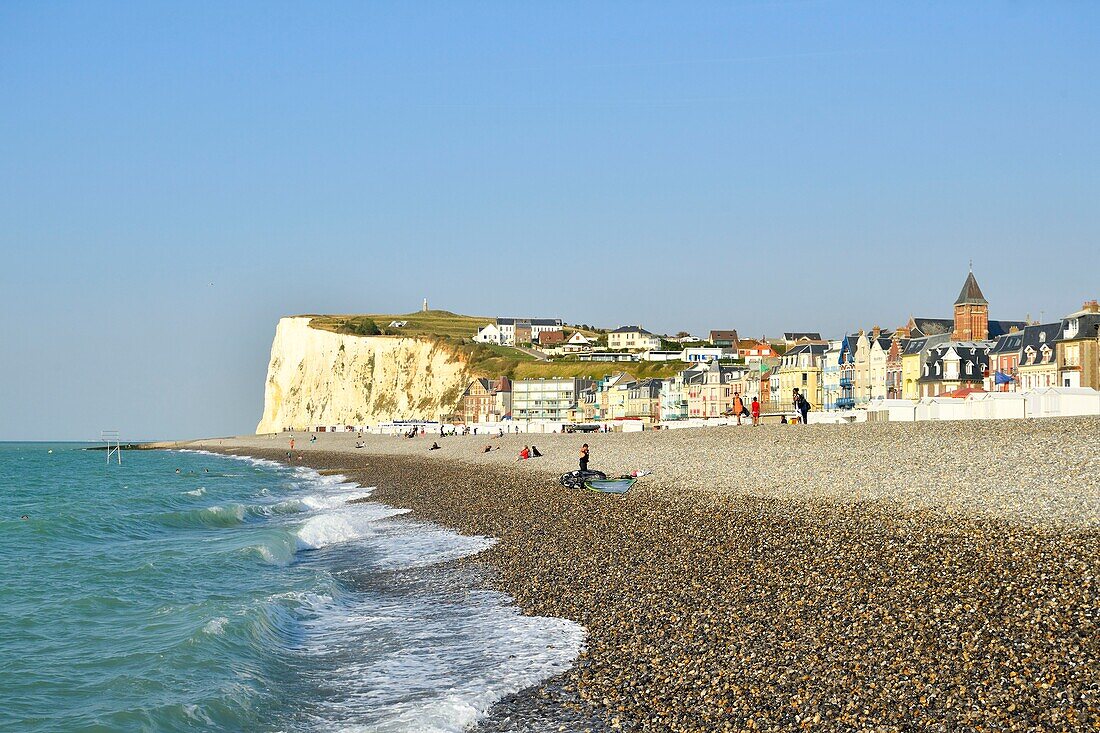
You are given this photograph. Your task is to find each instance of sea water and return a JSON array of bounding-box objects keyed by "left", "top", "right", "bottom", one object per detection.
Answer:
[{"left": 0, "top": 443, "right": 583, "bottom": 732}]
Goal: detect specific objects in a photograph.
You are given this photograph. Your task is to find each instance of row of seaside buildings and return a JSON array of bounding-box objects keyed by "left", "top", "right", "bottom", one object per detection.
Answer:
[{"left": 455, "top": 271, "right": 1100, "bottom": 425}]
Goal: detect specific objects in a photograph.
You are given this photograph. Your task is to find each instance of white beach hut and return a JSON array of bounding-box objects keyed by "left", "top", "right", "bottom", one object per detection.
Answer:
[
  {"left": 966, "top": 392, "right": 1028, "bottom": 420},
  {"left": 915, "top": 396, "right": 971, "bottom": 421},
  {"left": 1025, "top": 387, "right": 1100, "bottom": 418}
]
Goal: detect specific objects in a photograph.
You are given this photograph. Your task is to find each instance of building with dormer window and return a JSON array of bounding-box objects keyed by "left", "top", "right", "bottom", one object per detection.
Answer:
[
  {"left": 1017, "top": 323, "right": 1060, "bottom": 390},
  {"left": 778, "top": 343, "right": 826, "bottom": 409},
  {"left": 917, "top": 342, "right": 991, "bottom": 397},
  {"left": 837, "top": 333, "right": 859, "bottom": 408},
  {"left": 986, "top": 331, "right": 1024, "bottom": 392},
  {"left": 492, "top": 317, "right": 563, "bottom": 346},
  {"left": 685, "top": 360, "right": 745, "bottom": 418},
  {"left": 1055, "top": 300, "right": 1100, "bottom": 389}
]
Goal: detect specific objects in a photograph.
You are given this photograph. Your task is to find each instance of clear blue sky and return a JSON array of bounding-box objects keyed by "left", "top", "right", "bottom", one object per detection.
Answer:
[{"left": 2, "top": 2, "right": 1097, "bottom": 440}]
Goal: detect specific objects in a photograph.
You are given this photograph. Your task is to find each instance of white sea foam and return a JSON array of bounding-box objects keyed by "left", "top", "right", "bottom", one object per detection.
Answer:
[
  {"left": 176, "top": 449, "right": 283, "bottom": 470},
  {"left": 241, "top": 456, "right": 283, "bottom": 469},
  {"left": 368, "top": 523, "right": 496, "bottom": 570},
  {"left": 300, "top": 490, "right": 375, "bottom": 510},
  {"left": 202, "top": 617, "right": 229, "bottom": 636},
  {"left": 178, "top": 449, "right": 586, "bottom": 732},
  {"left": 295, "top": 504, "right": 409, "bottom": 550},
  {"left": 293, "top": 588, "right": 585, "bottom": 733},
  {"left": 184, "top": 487, "right": 206, "bottom": 497}
]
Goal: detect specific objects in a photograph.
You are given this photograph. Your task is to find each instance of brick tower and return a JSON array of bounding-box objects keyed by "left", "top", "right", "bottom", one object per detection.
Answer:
[{"left": 952, "top": 268, "right": 989, "bottom": 341}]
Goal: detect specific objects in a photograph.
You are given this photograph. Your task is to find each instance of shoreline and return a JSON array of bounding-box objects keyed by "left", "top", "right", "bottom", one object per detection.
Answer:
[{"left": 173, "top": 420, "right": 1100, "bottom": 730}]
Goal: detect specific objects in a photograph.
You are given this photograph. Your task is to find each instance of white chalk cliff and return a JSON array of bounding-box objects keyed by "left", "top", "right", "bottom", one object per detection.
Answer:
[{"left": 255, "top": 317, "right": 471, "bottom": 433}]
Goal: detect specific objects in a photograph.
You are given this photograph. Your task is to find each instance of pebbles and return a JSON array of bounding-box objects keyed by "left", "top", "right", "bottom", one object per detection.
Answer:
[{"left": 195, "top": 418, "right": 1100, "bottom": 731}]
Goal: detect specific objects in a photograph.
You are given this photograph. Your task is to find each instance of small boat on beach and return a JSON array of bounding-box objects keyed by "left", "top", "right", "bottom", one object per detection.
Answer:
[
  {"left": 558, "top": 470, "right": 606, "bottom": 489},
  {"left": 585, "top": 478, "right": 635, "bottom": 494}
]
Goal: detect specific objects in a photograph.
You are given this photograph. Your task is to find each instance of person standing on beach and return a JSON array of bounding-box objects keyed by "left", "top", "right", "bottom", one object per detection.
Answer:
[
  {"left": 579, "top": 443, "right": 590, "bottom": 471},
  {"left": 732, "top": 392, "right": 744, "bottom": 425},
  {"left": 751, "top": 396, "right": 760, "bottom": 426},
  {"left": 290, "top": 438, "right": 295, "bottom": 451},
  {"left": 793, "top": 388, "right": 810, "bottom": 425}
]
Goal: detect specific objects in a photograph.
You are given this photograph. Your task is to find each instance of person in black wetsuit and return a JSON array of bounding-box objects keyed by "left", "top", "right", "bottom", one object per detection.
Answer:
[{"left": 579, "top": 443, "right": 589, "bottom": 471}]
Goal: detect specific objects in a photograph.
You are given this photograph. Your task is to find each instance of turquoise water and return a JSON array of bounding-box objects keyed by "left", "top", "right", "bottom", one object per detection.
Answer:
[{"left": 0, "top": 444, "right": 582, "bottom": 732}]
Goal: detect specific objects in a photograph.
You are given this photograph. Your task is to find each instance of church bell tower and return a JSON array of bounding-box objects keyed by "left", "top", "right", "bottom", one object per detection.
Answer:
[{"left": 952, "top": 267, "right": 989, "bottom": 342}]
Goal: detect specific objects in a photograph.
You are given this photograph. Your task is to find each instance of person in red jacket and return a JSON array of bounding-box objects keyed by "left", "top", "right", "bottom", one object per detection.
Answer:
[
  {"left": 518, "top": 446, "right": 530, "bottom": 460},
  {"left": 751, "top": 396, "right": 761, "bottom": 426}
]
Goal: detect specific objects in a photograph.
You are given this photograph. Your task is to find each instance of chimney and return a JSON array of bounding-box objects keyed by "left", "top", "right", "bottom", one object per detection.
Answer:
[{"left": 1082, "top": 300, "right": 1100, "bottom": 314}]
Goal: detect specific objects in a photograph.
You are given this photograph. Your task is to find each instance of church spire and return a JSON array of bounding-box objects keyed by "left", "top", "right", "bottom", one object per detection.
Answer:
[{"left": 955, "top": 270, "right": 988, "bottom": 306}]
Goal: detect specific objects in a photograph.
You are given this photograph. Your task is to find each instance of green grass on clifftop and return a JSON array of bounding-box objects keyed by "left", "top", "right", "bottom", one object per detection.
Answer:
[
  {"left": 305, "top": 311, "right": 492, "bottom": 339},
  {"left": 301, "top": 311, "right": 671, "bottom": 381}
]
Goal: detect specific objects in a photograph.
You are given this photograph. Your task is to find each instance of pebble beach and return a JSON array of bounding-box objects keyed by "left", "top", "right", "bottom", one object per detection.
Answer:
[{"left": 177, "top": 417, "right": 1100, "bottom": 731}]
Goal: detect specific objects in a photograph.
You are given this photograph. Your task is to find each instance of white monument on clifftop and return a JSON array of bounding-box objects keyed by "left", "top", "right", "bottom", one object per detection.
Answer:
[{"left": 422, "top": 298, "right": 428, "bottom": 312}]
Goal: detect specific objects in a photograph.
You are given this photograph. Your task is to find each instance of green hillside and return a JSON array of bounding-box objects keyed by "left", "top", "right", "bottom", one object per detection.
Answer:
[
  {"left": 305, "top": 311, "right": 603, "bottom": 340},
  {"left": 301, "top": 311, "right": 678, "bottom": 381},
  {"left": 304, "top": 310, "right": 492, "bottom": 339}
]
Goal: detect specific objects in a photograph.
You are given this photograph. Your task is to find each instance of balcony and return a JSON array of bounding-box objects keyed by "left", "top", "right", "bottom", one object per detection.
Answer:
[
  {"left": 835, "top": 397, "right": 856, "bottom": 409},
  {"left": 839, "top": 377, "right": 853, "bottom": 388}
]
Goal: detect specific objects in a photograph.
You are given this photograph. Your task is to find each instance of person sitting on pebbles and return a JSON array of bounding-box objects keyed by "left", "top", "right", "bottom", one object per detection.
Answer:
[
  {"left": 430, "top": 442, "right": 441, "bottom": 451},
  {"left": 517, "top": 446, "right": 530, "bottom": 460}
]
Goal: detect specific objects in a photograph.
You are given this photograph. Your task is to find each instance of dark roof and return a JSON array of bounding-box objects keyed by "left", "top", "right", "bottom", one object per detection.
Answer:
[
  {"left": 630, "top": 379, "right": 662, "bottom": 398},
  {"left": 682, "top": 360, "right": 742, "bottom": 384},
  {"left": 787, "top": 343, "right": 827, "bottom": 356},
  {"left": 990, "top": 332, "right": 1023, "bottom": 354},
  {"left": 903, "top": 337, "right": 928, "bottom": 355},
  {"left": 904, "top": 332, "right": 951, "bottom": 356},
  {"left": 611, "top": 325, "right": 653, "bottom": 335},
  {"left": 955, "top": 272, "right": 988, "bottom": 306},
  {"left": 464, "top": 378, "right": 491, "bottom": 395},
  {"left": 909, "top": 317, "right": 954, "bottom": 337},
  {"left": 1019, "top": 323, "right": 1060, "bottom": 354},
  {"left": 709, "top": 330, "right": 739, "bottom": 341},
  {"left": 838, "top": 334, "right": 860, "bottom": 362},
  {"left": 784, "top": 332, "right": 822, "bottom": 341},
  {"left": 988, "top": 320, "right": 1026, "bottom": 338},
  {"left": 1059, "top": 312, "right": 1100, "bottom": 342},
  {"left": 919, "top": 342, "right": 990, "bottom": 384}
]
